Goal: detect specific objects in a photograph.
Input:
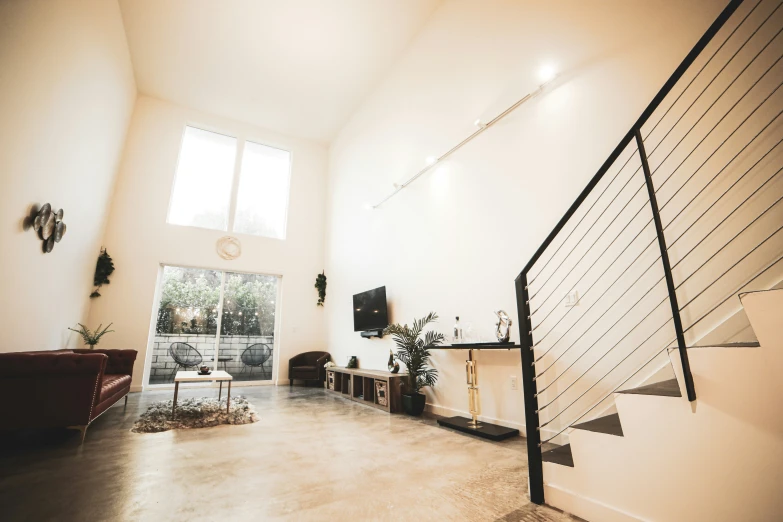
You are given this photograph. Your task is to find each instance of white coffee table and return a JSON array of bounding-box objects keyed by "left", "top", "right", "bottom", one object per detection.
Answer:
[{"left": 172, "top": 370, "right": 233, "bottom": 418}]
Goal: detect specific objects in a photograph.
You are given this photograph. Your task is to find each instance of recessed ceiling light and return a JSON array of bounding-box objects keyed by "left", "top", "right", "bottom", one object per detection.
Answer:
[{"left": 426, "top": 156, "right": 437, "bottom": 166}]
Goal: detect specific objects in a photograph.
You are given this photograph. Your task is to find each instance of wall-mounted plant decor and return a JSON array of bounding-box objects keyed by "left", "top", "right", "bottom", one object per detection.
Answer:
[
  {"left": 31, "top": 203, "right": 66, "bottom": 253},
  {"left": 315, "top": 271, "right": 327, "bottom": 306},
  {"left": 91, "top": 248, "right": 115, "bottom": 298}
]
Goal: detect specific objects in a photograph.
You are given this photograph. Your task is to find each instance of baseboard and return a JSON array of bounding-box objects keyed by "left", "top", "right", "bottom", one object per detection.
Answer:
[
  {"left": 424, "top": 402, "right": 526, "bottom": 437},
  {"left": 130, "top": 385, "right": 143, "bottom": 393},
  {"left": 544, "top": 483, "right": 645, "bottom": 522}
]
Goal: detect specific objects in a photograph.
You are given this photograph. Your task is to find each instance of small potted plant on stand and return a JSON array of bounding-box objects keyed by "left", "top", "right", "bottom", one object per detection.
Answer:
[{"left": 384, "top": 312, "right": 442, "bottom": 416}]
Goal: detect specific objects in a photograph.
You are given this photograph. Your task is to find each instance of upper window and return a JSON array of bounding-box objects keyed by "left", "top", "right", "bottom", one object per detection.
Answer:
[
  {"left": 234, "top": 141, "right": 291, "bottom": 239},
  {"left": 167, "top": 126, "right": 292, "bottom": 239}
]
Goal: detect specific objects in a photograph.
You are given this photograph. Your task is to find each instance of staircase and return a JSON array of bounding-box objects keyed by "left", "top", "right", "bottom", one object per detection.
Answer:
[{"left": 514, "top": 1, "right": 783, "bottom": 520}]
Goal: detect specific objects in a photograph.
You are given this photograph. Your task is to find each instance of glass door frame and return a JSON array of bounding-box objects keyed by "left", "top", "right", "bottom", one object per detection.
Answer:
[{"left": 141, "top": 262, "right": 283, "bottom": 390}]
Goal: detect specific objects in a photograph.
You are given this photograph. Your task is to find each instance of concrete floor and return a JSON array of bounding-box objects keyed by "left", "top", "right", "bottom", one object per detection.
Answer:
[{"left": 0, "top": 386, "right": 579, "bottom": 521}]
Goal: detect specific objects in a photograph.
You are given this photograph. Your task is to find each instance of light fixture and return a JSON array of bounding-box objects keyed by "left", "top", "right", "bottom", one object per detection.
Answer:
[
  {"left": 425, "top": 156, "right": 437, "bottom": 166},
  {"left": 537, "top": 64, "right": 557, "bottom": 83},
  {"left": 474, "top": 119, "right": 486, "bottom": 128},
  {"left": 363, "top": 203, "right": 374, "bottom": 210}
]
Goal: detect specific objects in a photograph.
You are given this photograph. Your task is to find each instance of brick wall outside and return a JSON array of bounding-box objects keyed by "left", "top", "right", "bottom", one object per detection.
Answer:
[{"left": 150, "top": 334, "right": 274, "bottom": 384}]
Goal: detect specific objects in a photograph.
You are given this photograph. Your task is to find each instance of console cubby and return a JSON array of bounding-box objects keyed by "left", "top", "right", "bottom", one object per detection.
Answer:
[{"left": 324, "top": 367, "right": 403, "bottom": 413}]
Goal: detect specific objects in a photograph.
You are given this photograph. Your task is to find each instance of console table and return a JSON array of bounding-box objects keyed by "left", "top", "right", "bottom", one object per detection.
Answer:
[
  {"left": 325, "top": 367, "right": 404, "bottom": 413},
  {"left": 432, "top": 343, "right": 521, "bottom": 441}
]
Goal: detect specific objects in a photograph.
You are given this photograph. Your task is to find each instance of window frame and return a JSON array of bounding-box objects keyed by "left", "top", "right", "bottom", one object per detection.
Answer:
[{"left": 166, "top": 123, "right": 294, "bottom": 240}]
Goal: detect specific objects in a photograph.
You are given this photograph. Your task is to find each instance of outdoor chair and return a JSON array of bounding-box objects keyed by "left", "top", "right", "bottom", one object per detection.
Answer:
[
  {"left": 168, "top": 342, "right": 203, "bottom": 382},
  {"left": 240, "top": 343, "right": 273, "bottom": 379}
]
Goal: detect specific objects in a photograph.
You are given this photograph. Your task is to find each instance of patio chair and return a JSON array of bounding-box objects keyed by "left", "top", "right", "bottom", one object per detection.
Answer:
[
  {"left": 168, "top": 342, "right": 203, "bottom": 382},
  {"left": 240, "top": 343, "right": 273, "bottom": 379}
]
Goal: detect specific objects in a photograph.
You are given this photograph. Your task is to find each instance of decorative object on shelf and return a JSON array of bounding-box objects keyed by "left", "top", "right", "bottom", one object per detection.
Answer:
[
  {"left": 31, "top": 203, "right": 66, "bottom": 253},
  {"left": 67, "top": 323, "right": 114, "bottom": 349},
  {"left": 347, "top": 356, "right": 358, "bottom": 369},
  {"left": 216, "top": 236, "right": 241, "bottom": 260},
  {"left": 90, "top": 248, "right": 115, "bottom": 298},
  {"left": 494, "top": 310, "right": 512, "bottom": 343},
  {"left": 384, "top": 312, "right": 443, "bottom": 416},
  {"left": 324, "top": 360, "right": 336, "bottom": 368},
  {"left": 453, "top": 316, "right": 463, "bottom": 341},
  {"left": 387, "top": 349, "right": 400, "bottom": 373},
  {"left": 375, "top": 380, "right": 388, "bottom": 407},
  {"left": 327, "top": 371, "right": 335, "bottom": 390},
  {"left": 314, "top": 271, "right": 327, "bottom": 306}
]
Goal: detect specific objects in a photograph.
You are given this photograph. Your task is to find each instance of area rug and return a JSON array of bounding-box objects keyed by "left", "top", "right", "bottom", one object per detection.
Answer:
[{"left": 132, "top": 396, "right": 259, "bottom": 433}]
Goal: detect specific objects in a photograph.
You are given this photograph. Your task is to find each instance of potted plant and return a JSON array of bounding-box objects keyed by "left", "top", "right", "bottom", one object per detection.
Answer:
[
  {"left": 384, "top": 312, "right": 442, "bottom": 416},
  {"left": 67, "top": 323, "right": 114, "bottom": 349}
]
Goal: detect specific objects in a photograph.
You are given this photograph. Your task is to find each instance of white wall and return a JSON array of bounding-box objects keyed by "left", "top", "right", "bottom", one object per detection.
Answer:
[
  {"left": 0, "top": 0, "right": 136, "bottom": 350},
  {"left": 88, "top": 96, "right": 328, "bottom": 389},
  {"left": 324, "top": 0, "right": 729, "bottom": 432}
]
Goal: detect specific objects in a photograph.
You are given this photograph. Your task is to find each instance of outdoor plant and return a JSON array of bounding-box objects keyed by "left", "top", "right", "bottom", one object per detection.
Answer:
[
  {"left": 384, "top": 312, "right": 442, "bottom": 394},
  {"left": 68, "top": 323, "right": 114, "bottom": 348}
]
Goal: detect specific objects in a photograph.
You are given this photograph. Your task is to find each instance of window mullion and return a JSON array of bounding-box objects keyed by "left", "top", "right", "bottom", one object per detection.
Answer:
[{"left": 227, "top": 138, "right": 245, "bottom": 233}]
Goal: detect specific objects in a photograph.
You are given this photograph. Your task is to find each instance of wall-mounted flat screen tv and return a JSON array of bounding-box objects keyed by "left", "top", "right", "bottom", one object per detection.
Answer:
[{"left": 353, "top": 286, "right": 388, "bottom": 332}]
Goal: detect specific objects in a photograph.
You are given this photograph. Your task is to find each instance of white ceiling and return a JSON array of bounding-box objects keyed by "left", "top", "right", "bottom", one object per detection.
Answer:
[{"left": 119, "top": 0, "right": 441, "bottom": 143}]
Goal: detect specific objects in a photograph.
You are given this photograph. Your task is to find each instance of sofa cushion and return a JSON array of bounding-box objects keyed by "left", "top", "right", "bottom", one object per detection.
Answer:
[{"left": 100, "top": 374, "right": 131, "bottom": 402}]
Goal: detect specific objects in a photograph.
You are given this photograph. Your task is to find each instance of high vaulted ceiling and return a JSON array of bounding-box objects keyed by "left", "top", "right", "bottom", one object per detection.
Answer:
[{"left": 119, "top": 0, "right": 442, "bottom": 143}]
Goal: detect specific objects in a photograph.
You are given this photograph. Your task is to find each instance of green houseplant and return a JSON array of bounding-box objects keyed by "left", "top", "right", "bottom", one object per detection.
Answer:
[
  {"left": 68, "top": 323, "right": 114, "bottom": 349},
  {"left": 384, "top": 312, "right": 442, "bottom": 416}
]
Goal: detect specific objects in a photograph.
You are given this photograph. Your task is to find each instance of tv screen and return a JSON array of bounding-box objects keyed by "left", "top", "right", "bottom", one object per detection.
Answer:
[{"left": 353, "top": 286, "right": 388, "bottom": 332}]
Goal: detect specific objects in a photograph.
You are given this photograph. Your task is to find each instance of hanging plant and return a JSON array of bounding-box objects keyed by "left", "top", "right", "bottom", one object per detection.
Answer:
[
  {"left": 90, "top": 248, "right": 115, "bottom": 298},
  {"left": 315, "top": 271, "right": 327, "bottom": 306}
]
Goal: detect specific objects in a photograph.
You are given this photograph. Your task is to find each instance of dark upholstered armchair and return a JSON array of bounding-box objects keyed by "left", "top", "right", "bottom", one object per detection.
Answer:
[{"left": 289, "top": 351, "right": 330, "bottom": 386}]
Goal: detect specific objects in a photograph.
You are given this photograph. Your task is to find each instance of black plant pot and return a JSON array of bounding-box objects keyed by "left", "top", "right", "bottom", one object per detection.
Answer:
[{"left": 401, "top": 393, "right": 426, "bottom": 416}]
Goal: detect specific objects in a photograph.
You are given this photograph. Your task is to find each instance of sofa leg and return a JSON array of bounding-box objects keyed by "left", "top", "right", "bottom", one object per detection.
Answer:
[
  {"left": 290, "top": 378, "right": 293, "bottom": 387},
  {"left": 124, "top": 395, "right": 128, "bottom": 407},
  {"left": 67, "top": 425, "right": 88, "bottom": 445}
]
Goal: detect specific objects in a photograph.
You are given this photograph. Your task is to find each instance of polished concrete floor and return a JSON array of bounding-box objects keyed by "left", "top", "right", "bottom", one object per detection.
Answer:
[{"left": 0, "top": 386, "right": 579, "bottom": 521}]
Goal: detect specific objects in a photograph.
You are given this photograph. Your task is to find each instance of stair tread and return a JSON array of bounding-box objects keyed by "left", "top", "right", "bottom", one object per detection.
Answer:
[
  {"left": 572, "top": 413, "right": 624, "bottom": 436},
  {"left": 617, "top": 378, "right": 681, "bottom": 397},
  {"left": 688, "top": 341, "right": 760, "bottom": 348},
  {"left": 542, "top": 443, "right": 574, "bottom": 467}
]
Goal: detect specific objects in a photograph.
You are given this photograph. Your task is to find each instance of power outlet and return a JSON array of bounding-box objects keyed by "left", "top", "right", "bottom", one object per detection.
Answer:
[
  {"left": 510, "top": 375, "right": 519, "bottom": 391},
  {"left": 564, "top": 290, "right": 579, "bottom": 307}
]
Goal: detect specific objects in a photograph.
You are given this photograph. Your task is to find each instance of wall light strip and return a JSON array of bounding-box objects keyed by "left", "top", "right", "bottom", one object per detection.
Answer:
[{"left": 372, "top": 77, "right": 556, "bottom": 209}]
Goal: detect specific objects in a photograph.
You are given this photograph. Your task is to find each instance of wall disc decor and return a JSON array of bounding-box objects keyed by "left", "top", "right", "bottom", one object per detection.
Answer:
[
  {"left": 216, "top": 236, "right": 241, "bottom": 260},
  {"left": 31, "top": 203, "right": 66, "bottom": 253}
]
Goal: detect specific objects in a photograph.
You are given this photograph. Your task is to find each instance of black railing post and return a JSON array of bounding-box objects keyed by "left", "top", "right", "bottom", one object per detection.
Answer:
[
  {"left": 635, "top": 129, "right": 696, "bottom": 401},
  {"left": 515, "top": 273, "right": 544, "bottom": 504}
]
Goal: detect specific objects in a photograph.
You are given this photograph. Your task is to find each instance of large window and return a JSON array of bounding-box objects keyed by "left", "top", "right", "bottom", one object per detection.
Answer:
[{"left": 167, "top": 126, "right": 292, "bottom": 239}]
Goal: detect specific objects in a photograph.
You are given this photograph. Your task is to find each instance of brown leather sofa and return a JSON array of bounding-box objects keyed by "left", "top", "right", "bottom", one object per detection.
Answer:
[
  {"left": 289, "top": 351, "right": 330, "bottom": 386},
  {"left": 0, "top": 349, "right": 137, "bottom": 442}
]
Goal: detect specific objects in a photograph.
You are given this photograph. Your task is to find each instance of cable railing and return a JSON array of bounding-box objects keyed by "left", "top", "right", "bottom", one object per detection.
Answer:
[{"left": 515, "top": 0, "right": 783, "bottom": 505}]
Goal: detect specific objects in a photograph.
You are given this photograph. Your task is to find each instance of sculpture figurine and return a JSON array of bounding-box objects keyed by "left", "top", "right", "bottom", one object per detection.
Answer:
[{"left": 494, "top": 310, "right": 512, "bottom": 343}]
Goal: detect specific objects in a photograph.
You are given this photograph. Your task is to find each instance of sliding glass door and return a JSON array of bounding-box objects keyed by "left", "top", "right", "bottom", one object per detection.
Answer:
[{"left": 148, "top": 265, "right": 280, "bottom": 386}]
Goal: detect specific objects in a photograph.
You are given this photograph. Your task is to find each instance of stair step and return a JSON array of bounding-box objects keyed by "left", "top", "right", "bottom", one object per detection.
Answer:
[
  {"left": 687, "top": 342, "right": 760, "bottom": 348},
  {"left": 541, "top": 443, "right": 574, "bottom": 467},
  {"left": 617, "top": 378, "right": 681, "bottom": 397},
  {"left": 572, "top": 413, "right": 624, "bottom": 436}
]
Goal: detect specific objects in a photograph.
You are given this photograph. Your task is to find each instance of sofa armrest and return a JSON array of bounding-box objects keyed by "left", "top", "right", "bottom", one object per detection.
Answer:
[
  {"left": 316, "top": 353, "right": 330, "bottom": 381},
  {"left": 74, "top": 349, "right": 137, "bottom": 376},
  {"left": 0, "top": 352, "right": 107, "bottom": 429}
]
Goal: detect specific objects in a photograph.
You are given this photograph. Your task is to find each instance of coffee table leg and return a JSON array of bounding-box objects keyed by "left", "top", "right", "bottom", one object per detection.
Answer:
[
  {"left": 172, "top": 381, "right": 179, "bottom": 418},
  {"left": 219, "top": 381, "right": 223, "bottom": 401},
  {"left": 226, "top": 381, "right": 231, "bottom": 418}
]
